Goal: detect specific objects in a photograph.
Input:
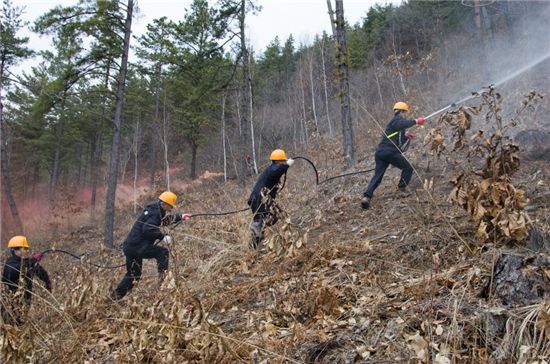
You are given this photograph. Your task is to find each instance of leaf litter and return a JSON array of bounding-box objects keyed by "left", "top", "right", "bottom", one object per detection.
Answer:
[{"left": 1, "top": 88, "right": 550, "bottom": 363}]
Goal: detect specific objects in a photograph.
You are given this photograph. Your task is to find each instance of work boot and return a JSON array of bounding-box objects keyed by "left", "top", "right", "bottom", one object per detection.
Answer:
[
  {"left": 110, "top": 290, "right": 123, "bottom": 301},
  {"left": 249, "top": 235, "right": 261, "bottom": 250},
  {"left": 361, "top": 197, "right": 371, "bottom": 210},
  {"left": 398, "top": 187, "right": 411, "bottom": 197},
  {"left": 249, "top": 220, "right": 264, "bottom": 249}
]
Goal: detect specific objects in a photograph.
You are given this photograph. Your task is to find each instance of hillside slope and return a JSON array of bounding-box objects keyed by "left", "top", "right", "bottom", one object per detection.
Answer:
[{"left": 2, "top": 112, "right": 550, "bottom": 363}]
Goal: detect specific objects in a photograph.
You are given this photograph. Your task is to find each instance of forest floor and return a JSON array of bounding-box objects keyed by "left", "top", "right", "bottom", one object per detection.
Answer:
[{"left": 2, "top": 135, "right": 550, "bottom": 363}]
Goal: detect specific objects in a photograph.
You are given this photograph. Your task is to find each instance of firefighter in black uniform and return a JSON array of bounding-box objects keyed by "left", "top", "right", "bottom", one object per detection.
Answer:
[
  {"left": 112, "top": 191, "right": 190, "bottom": 300},
  {"left": 361, "top": 102, "right": 425, "bottom": 209},
  {"left": 248, "top": 149, "right": 294, "bottom": 249},
  {"left": 2, "top": 235, "right": 51, "bottom": 325}
]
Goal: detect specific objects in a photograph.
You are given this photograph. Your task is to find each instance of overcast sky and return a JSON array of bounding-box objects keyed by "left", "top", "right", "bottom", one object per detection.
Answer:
[{"left": 12, "top": 0, "right": 400, "bottom": 72}]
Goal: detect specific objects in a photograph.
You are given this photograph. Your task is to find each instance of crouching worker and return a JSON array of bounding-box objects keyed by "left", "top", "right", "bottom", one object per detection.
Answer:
[
  {"left": 2, "top": 236, "right": 52, "bottom": 325},
  {"left": 111, "top": 191, "right": 191, "bottom": 300},
  {"left": 247, "top": 149, "right": 294, "bottom": 249},
  {"left": 361, "top": 102, "right": 425, "bottom": 209}
]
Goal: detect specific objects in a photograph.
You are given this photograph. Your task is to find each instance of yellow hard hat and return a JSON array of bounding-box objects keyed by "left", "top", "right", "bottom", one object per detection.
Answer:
[
  {"left": 158, "top": 191, "right": 177, "bottom": 207},
  {"left": 270, "top": 149, "right": 287, "bottom": 161},
  {"left": 393, "top": 102, "right": 409, "bottom": 112},
  {"left": 8, "top": 236, "right": 30, "bottom": 249}
]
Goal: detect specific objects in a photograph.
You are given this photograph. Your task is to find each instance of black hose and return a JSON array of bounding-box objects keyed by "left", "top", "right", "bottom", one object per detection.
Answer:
[
  {"left": 278, "top": 172, "right": 287, "bottom": 193},
  {"left": 292, "top": 156, "right": 320, "bottom": 184},
  {"left": 42, "top": 249, "right": 125, "bottom": 269},
  {"left": 293, "top": 156, "right": 374, "bottom": 185},
  {"left": 318, "top": 168, "right": 376, "bottom": 185},
  {"left": 189, "top": 207, "right": 249, "bottom": 218}
]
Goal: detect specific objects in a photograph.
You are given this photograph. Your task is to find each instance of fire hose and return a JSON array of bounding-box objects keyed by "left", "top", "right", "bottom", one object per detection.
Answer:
[
  {"left": 292, "top": 156, "right": 375, "bottom": 185},
  {"left": 41, "top": 248, "right": 125, "bottom": 269},
  {"left": 37, "top": 157, "right": 378, "bottom": 267}
]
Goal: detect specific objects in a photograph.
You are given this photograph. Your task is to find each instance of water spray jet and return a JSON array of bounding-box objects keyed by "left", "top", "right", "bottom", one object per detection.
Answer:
[{"left": 424, "top": 50, "right": 550, "bottom": 121}]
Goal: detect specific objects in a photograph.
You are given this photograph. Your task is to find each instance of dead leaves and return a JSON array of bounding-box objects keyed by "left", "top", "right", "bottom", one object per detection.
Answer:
[
  {"left": 424, "top": 128, "right": 446, "bottom": 155},
  {"left": 449, "top": 175, "right": 531, "bottom": 242},
  {"left": 440, "top": 88, "right": 536, "bottom": 244}
]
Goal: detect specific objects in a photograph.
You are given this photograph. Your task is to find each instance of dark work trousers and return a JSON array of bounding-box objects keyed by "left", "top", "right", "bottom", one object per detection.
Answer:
[
  {"left": 364, "top": 148, "right": 413, "bottom": 198},
  {"left": 248, "top": 194, "right": 268, "bottom": 222},
  {"left": 114, "top": 243, "right": 169, "bottom": 299}
]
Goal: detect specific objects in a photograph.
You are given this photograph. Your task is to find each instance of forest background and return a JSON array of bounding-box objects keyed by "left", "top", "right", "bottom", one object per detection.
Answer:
[{"left": 1, "top": 0, "right": 549, "bottom": 247}]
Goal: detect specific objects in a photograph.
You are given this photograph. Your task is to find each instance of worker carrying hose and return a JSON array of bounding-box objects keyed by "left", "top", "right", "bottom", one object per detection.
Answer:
[
  {"left": 361, "top": 102, "right": 425, "bottom": 209},
  {"left": 248, "top": 149, "right": 294, "bottom": 249},
  {"left": 2, "top": 235, "right": 52, "bottom": 325},
  {"left": 111, "top": 191, "right": 191, "bottom": 300}
]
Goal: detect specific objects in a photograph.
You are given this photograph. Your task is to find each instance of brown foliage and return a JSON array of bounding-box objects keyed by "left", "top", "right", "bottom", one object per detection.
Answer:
[{"left": 426, "top": 87, "right": 543, "bottom": 244}]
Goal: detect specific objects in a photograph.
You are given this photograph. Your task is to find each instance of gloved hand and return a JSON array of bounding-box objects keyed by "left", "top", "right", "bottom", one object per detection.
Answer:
[
  {"left": 182, "top": 213, "right": 191, "bottom": 221},
  {"left": 46, "top": 282, "right": 52, "bottom": 292},
  {"left": 286, "top": 158, "right": 295, "bottom": 166},
  {"left": 162, "top": 235, "right": 173, "bottom": 245},
  {"left": 405, "top": 133, "right": 415, "bottom": 139},
  {"left": 32, "top": 252, "right": 44, "bottom": 262},
  {"left": 416, "top": 117, "right": 426, "bottom": 125}
]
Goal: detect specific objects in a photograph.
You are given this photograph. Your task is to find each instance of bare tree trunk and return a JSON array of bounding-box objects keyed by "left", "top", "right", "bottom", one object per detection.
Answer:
[
  {"left": 90, "top": 131, "right": 102, "bottom": 212},
  {"left": 161, "top": 91, "right": 170, "bottom": 189},
  {"left": 235, "top": 92, "right": 242, "bottom": 136},
  {"left": 132, "top": 119, "right": 140, "bottom": 214},
  {"left": 238, "top": 0, "right": 251, "bottom": 186},
  {"left": 335, "top": 0, "right": 355, "bottom": 167},
  {"left": 91, "top": 61, "right": 111, "bottom": 214},
  {"left": 249, "top": 54, "right": 258, "bottom": 175},
  {"left": 50, "top": 93, "right": 67, "bottom": 205},
  {"left": 120, "top": 134, "right": 133, "bottom": 185},
  {"left": 320, "top": 36, "right": 333, "bottom": 135},
  {"left": 373, "top": 63, "right": 384, "bottom": 108},
  {"left": 221, "top": 94, "right": 227, "bottom": 182},
  {"left": 287, "top": 86, "right": 297, "bottom": 150},
  {"left": 190, "top": 139, "right": 197, "bottom": 179},
  {"left": 391, "top": 21, "right": 407, "bottom": 96},
  {"left": 225, "top": 127, "right": 239, "bottom": 179},
  {"left": 104, "top": 0, "right": 134, "bottom": 248},
  {"left": 299, "top": 64, "right": 308, "bottom": 148},
  {"left": 326, "top": 0, "right": 336, "bottom": 36},
  {"left": 150, "top": 63, "right": 162, "bottom": 187},
  {"left": 0, "top": 90, "right": 23, "bottom": 234},
  {"left": 76, "top": 143, "right": 83, "bottom": 187},
  {"left": 308, "top": 49, "right": 319, "bottom": 133}
]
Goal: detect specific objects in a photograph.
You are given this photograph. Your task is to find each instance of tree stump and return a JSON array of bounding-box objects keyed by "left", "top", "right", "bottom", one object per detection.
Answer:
[{"left": 484, "top": 253, "right": 550, "bottom": 306}]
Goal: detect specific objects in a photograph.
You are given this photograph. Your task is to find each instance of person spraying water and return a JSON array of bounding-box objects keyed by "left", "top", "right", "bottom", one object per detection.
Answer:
[{"left": 361, "top": 102, "right": 425, "bottom": 210}]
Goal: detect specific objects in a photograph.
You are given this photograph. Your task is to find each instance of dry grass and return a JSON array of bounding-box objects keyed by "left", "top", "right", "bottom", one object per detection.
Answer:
[{"left": 2, "top": 95, "right": 550, "bottom": 363}]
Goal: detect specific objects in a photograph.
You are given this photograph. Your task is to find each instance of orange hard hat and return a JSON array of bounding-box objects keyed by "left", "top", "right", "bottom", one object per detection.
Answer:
[
  {"left": 393, "top": 102, "right": 409, "bottom": 112},
  {"left": 158, "top": 191, "right": 177, "bottom": 207},
  {"left": 8, "top": 236, "right": 30, "bottom": 249},
  {"left": 269, "top": 149, "right": 287, "bottom": 161}
]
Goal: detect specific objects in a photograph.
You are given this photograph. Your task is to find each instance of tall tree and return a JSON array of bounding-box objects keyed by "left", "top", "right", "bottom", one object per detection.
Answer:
[
  {"left": 104, "top": 0, "right": 134, "bottom": 248},
  {"left": 166, "top": 0, "right": 237, "bottom": 179},
  {"left": 0, "top": 0, "right": 32, "bottom": 234},
  {"left": 238, "top": 0, "right": 251, "bottom": 186},
  {"left": 135, "top": 17, "right": 172, "bottom": 188},
  {"left": 333, "top": 0, "right": 355, "bottom": 167}
]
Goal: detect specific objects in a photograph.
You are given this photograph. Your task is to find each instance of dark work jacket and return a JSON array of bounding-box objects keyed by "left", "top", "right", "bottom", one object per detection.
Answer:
[
  {"left": 377, "top": 114, "right": 417, "bottom": 153},
  {"left": 248, "top": 162, "right": 289, "bottom": 203},
  {"left": 2, "top": 255, "right": 51, "bottom": 302},
  {"left": 123, "top": 202, "right": 182, "bottom": 249}
]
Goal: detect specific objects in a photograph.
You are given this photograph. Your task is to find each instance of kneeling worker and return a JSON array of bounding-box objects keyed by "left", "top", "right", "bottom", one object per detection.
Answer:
[{"left": 248, "top": 149, "right": 294, "bottom": 249}]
